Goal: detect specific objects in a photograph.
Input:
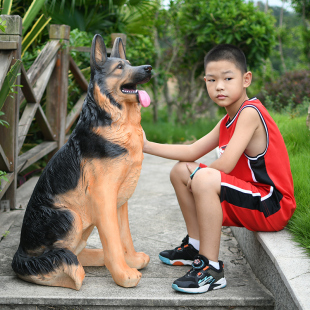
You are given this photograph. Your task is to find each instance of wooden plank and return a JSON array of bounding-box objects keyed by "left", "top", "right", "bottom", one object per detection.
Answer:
[
  {"left": 0, "top": 41, "right": 17, "bottom": 50},
  {"left": 17, "top": 141, "right": 57, "bottom": 173},
  {"left": 46, "top": 26, "right": 70, "bottom": 150},
  {"left": 0, "top": 15, "right": 22, "bottom": 210},
  {"left": 32, "top": 55, "right": 57, "bottom": 103},
  {"left": 65, "top": 93, "right": 86, "bottom": 133},
  {"left": 0, "top": 172, "right": 14, "bottom": 200},
  {"left": 26, "top": 40, "right": 60, "bottom": 86},
  {"left": 70, "top": 46, "right": 91, "bottom": 53},
  {"left": 35, "top": 105, "right": 56, "bottom": 141},
  {"left": 20, "top": 64, "right": 37, "bottom": 103},
  {"left": 17, "top": 103, "right": 39, "bottom": 154},
  {"left": 0, "top": 145, "right": 10, "bottom": 171},
  {"left": 0, "top": 50, "right": 14, "bottom": 90},
  {"left": 69, "top": 55, "right": 88, "bottom": 91},
  {"left": 70, "top": 46, "right": 112, "bottom": 54}
]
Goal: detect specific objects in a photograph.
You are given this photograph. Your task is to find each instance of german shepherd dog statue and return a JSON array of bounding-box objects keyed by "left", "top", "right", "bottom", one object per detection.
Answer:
[{"left": 12, "top": 34, "right": 152, "bottom": 290}]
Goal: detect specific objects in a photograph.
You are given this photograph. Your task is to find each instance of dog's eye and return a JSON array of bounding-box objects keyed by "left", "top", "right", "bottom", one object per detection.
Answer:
[{"left": 117, "top": 64, "right": 123, "bottom": 69}]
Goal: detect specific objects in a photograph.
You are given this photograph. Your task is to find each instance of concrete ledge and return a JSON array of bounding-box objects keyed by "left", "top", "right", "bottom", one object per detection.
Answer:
[{"left": 231, "top": 227, "right": 310, "bottom": 310}]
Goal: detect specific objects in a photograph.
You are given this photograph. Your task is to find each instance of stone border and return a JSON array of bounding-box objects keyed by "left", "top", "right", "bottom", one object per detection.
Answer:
[{"left": 231, "top": 227, "right": 310, "bottom": 310}]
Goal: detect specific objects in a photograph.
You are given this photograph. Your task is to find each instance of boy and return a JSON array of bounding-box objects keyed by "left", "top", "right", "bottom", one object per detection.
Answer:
[{"left": 142, "top": 44, "right": 296, "bottom": 294}]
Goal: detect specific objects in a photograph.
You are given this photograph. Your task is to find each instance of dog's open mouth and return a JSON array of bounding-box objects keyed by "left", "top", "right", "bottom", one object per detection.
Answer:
[
  {"left": 121, "top": 83, "right": 138, "bottom": 94},
  {"left": 120, "top": 81, "right": 151, "bottom": 107}
]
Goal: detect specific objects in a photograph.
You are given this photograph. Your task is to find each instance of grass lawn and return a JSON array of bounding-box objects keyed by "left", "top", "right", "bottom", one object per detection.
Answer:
[
  {"left": 142, "top": 109, "right": 310, "bottom": 255},
  {"left": 271, "top": 113, "right": 310, "bottom": 255}
]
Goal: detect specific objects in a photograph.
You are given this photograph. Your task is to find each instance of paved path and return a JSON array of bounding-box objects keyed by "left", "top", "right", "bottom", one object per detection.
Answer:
[{"left": 0, "top": 150, "right": 273, "bottom": 309}]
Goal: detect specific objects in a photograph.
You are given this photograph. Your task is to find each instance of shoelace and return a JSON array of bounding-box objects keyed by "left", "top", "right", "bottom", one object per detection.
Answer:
[{"left": 175, "top": 235, "right": 189, "bottom": 250}]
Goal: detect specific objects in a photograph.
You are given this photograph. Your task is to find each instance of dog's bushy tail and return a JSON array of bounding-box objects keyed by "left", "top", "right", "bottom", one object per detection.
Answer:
[{"left": 12, "top": 245, "right": 79, "bottom": 276}]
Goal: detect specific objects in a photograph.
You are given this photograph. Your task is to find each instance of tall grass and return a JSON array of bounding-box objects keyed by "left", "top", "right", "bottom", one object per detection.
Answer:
[
  {"left": 271, "top": 113, "right": 310, "bottom": 254},
  {"left": 143, "top": 107, "right": 310, "bottom": 254}
]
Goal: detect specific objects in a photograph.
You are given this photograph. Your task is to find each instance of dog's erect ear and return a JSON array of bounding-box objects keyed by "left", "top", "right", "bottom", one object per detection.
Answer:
[
  {"left": 111, "top": 38, "right": 126, "bottom": 60},
  {"left": 91, "top": 34, "right": 107, "bottom": 69}
]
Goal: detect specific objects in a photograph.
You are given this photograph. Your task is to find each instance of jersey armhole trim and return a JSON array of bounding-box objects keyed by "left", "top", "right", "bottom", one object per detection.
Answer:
[{"left": 240, "top": 104, "right": 269, "bottom": 160}]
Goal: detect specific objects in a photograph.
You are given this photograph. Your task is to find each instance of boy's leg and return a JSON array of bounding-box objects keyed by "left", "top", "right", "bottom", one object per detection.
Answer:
[
  {"left": 170, "top": 161, "right": 200, "bottom": 239},
  {"left": 172, "top": 165, "right": 226, "bottom": 294},
  {"left": 158, "top": 161, "right": 200, "bottom": 266},
  {"left": 189, "top": 165, "right": 222, "bottom": 262}
]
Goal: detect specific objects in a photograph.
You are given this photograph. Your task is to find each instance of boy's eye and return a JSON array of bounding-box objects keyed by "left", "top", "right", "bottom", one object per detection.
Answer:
[
  {"left": 225, "top": 77, "right": 232, "bottom": 81},
  {"left": 208, "top": 79, "right": 215, "bottom": 82}
]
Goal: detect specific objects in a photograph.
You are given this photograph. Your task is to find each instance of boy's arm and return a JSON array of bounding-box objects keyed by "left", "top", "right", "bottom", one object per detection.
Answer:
[
  {"left": 208, "top": 107, "right": 262, "bottom": 174},
  {"left": 143, "top": 120, "right": 221, "bottom": 162}
]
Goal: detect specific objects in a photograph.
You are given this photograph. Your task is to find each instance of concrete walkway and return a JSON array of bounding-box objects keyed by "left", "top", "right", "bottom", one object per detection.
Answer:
[{"left": 0, "top": 151, "right": 275, "bottom": 309}]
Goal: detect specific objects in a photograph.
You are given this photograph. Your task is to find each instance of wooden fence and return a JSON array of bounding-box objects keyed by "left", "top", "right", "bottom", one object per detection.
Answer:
[{"left": 0, "top": 15, "right": 125, "bottom": 211}]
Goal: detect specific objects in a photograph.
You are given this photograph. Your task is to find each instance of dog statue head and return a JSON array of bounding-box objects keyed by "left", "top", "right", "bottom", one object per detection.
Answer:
[{"left": 89, "top": 34, "right": 152, "bottom": 110}]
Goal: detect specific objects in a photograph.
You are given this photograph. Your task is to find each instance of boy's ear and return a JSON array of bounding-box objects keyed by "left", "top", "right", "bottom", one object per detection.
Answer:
[{"left": 243, "top": 71, "right": 252, "bottom": 88}]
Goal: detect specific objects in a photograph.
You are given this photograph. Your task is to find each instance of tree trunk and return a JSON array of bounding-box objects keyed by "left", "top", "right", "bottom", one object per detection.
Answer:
[
  {"left": 163, "top": 80, "right": 173, "bottom": 122},
  {"left": 152, "top": 78, "right": 158, "bottom": 123},
  {"left": 152, "top": 12, "right": 161, "bottom": 123},
  {"left": 278, "top": 1, "right": 287, "bottom": 72}
]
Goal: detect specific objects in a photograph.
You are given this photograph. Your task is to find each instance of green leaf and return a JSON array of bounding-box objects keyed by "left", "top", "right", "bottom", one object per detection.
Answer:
[
  {"left": 246, "top": 37, "right": 252, "bottom": 45},
  {"left": 22, "top": 0, "right": 46, "bottom": 36},
  {"left": 0, "top": 60, "right": 22, "bottom": 111},
  {"left": 22, "top": 14, "right": 52, "bottom": 57},
  {"left": 234, "top": 32, "right": 241, "bottom": 41},
  {"left": 2, "top": 0, "right": 13, "bottom": 15},
  {"left": 0, "top": 17, "right": 6, "bottom": 33}
]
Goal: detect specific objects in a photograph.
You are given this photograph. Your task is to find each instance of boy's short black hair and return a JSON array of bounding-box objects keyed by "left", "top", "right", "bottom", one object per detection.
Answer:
[{"left": 204, "top": 44, "right": 247, "bottom": 74}]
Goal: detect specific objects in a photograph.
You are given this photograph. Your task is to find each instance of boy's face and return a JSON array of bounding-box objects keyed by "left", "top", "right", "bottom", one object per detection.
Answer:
[{"left": 204, "top": 60, "right": 251, "bottom": 110}]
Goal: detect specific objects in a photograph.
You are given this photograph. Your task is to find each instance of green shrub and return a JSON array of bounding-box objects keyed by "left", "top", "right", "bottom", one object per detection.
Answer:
[{"left": 260, "top": 70, "right": 310, "bottom": 113}]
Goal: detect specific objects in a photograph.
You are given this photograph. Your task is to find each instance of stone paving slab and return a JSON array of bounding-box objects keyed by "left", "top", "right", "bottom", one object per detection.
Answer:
[{"left": 0, "top": 151, "right": 274, "bottom": 309}]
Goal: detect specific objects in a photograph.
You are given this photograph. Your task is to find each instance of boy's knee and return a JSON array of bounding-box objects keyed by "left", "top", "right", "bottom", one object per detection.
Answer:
[
  {"left": 191, "top": 168, "right": 221, "bottom": 195},
  {"left": 170, "top": 161, "right": 190, "bottom": 183},
  {"left": 170, "top": 161, "right": 187, "bottom": 182}
]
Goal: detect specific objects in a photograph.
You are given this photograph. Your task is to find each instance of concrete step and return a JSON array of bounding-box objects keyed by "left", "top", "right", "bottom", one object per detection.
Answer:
[{"left": 0, "top": 152, "right": 274, "bottom": 309}]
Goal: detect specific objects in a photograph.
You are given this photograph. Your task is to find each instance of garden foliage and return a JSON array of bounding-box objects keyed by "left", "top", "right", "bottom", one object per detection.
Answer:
[{"left": 261, "top": 70, "right": 310, "bottom": 113}]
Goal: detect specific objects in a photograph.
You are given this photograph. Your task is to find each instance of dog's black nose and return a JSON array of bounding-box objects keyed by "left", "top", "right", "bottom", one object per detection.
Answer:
[{"left": 144, "top": 65, "right": 152, "bottom": 72}]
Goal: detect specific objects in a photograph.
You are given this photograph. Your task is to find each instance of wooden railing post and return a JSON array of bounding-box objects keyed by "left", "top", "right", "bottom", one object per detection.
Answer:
[
  {"left": 0, "top": 16, "right": 22, "bottom": 210},
  {"left": 46, "top": 25, "right": 70, "bottom": 151}
]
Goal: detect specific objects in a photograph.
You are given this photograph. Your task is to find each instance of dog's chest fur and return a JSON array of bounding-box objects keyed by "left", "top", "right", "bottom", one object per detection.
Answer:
[{"left": 58, "top": 94, "right": 144, "bottom": 221}]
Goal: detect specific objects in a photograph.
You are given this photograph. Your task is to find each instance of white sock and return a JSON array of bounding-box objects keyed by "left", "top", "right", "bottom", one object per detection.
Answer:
[
  {"left": 188, "top": 237, "right": 200, "bottom": 251},
  {"left": 209, "top": 260, "right": 220, "bottom": 270}
]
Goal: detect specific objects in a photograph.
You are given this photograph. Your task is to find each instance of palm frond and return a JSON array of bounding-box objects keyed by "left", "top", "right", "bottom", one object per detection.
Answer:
[
  {"left": 22, "top": 0, "right": 46, "bottom": 35},
  {"left": 22, "top": 14, "right": 51, "bottom": 57},
  {"left": 2, "top": 0, "right": 13, "bottom": 15}
]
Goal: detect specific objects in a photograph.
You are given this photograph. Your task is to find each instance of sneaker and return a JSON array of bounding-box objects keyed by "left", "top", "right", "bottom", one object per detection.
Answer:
[
  {"left": 159, "top": 235, "right": 199, "bottom": 266},
  {"left": 172, "top": 254, "right": 226, "bottom": 294}
]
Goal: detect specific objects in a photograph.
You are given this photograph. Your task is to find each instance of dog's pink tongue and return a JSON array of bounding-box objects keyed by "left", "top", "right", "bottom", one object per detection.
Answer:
[{"left": 138, "top": 90, "right": 150, "bottom": 107}]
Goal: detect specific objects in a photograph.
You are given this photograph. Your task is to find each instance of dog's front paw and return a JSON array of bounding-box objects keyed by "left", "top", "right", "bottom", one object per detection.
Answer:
[
  {"left": 112, "top": 267, "right": 142, "bottom": 288},
  {"left": 125, "top": 251, "right": 150, "bottom": 270}
]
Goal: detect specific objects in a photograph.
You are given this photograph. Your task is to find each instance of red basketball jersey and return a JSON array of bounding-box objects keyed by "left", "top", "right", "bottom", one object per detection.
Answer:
[{"left": 219, "top": 97, "right": 296, "bottom": 221}]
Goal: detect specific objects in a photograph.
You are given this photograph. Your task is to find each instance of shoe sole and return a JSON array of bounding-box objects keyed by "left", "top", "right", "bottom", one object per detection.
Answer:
[
  {"left": 172, "top": 277, "right": 227, "bottom": 294},
  {"left": 158, "top": 254, "right": 193, "bottom": 266}
]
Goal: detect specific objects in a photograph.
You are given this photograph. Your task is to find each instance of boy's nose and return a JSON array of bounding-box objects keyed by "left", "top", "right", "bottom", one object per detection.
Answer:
[{"left": 216, "top": 82, "right": 224, "bottom": 91}]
